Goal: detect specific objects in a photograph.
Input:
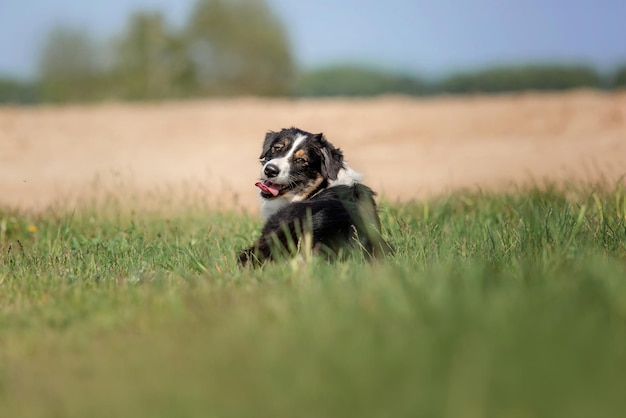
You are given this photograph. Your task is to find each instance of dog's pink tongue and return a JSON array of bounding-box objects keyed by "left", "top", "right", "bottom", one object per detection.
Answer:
[{"left": 255, "top": 181, "right": 280, "bottom": 197}]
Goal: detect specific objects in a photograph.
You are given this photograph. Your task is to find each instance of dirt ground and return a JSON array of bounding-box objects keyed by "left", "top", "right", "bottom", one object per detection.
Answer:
[{"left": 1, "top": 90, "right": 626, "bottom": 213}]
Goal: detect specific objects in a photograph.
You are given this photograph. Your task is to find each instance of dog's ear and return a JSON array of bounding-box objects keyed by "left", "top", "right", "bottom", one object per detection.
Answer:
[
  {"left": 315, "top": 133, "right": 344, "bottom": 180},
  {"left": 260, "top": 131, "right": 278, "bottom": 159}
]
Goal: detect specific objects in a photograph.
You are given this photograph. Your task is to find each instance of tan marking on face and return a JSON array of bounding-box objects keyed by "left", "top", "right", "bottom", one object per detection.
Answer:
[
  {"left": 294, "top": 149, "right": 306, "bottom": 159},
  {"left": 291, "top": 175, "right": 324, "bottom": 202}
]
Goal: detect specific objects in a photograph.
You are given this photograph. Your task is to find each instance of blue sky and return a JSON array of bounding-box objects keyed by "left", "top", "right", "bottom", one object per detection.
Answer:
[{"left": 0, "top": 0, "right": 625, "bottom": 79}]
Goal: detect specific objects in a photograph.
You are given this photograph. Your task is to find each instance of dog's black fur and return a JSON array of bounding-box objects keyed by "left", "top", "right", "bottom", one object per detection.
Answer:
[{"left": 238, "top": 127, "right": 389, "bottom": 266}]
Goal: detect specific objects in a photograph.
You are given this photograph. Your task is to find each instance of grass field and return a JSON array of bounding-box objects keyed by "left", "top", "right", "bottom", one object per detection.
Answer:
[{"left": 1, "top": 183, "right": 626, "bottom": 417}]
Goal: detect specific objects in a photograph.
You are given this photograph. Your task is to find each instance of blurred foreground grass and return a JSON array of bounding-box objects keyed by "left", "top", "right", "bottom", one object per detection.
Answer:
[{"left": 1, "top": 184, "right": 626, "bottom": 417}]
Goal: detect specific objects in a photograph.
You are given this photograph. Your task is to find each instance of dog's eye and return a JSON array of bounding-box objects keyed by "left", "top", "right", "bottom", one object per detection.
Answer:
[
  {"left": 272, "top": 145, "right": 283, "bottom": 153},
  {"left": 295, "top": 157, "right": 307, "bottom": 165}
]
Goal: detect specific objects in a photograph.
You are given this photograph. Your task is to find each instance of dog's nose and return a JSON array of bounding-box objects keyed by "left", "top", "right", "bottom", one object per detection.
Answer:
[{"left": 264, "top": 163, "right": 280, "bottom": 178}]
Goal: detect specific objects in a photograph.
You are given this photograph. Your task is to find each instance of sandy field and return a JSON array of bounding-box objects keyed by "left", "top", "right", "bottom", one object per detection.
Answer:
[{"left": 1, "top": 90, "right": 626, "bottom": 213}]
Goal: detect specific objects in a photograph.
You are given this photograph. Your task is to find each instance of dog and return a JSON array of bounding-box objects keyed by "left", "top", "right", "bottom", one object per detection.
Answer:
[{"left": 238, "top": 127, "right": 389, "bottom": 266}]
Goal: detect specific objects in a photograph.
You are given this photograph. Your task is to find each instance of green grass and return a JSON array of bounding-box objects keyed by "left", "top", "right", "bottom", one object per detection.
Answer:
[{"left": 1, "top": 184, "right": 626, "bottom": 418}]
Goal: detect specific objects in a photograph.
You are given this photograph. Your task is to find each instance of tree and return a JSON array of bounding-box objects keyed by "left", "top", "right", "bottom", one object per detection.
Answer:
[
  {"left": 113, "top": 11, "right": 193, "bottom": 99},
  {"left": 186, "top": 0, "right": 295, "bottom": 96},
  {"left": 38, "top": 26, "right": 104, "bottom": 102},
  {"left": 0, "top": 78, "right": 38, "bottom": 104},
  {"left": 614, "top": 66, "right": 626, "bottom": 88}
]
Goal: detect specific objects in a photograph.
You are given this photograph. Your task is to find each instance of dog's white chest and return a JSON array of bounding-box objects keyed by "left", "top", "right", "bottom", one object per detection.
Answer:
[{"left": 260, "top": 195, "right": 290, "bottom": 220}]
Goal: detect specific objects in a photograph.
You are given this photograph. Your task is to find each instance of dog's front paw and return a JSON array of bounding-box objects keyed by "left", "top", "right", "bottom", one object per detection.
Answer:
[
  {"left": 238, "top": 247, "right": 265, "bottom": 267},
  {"left": 237, "top": 249, "right": 253, "bottom": 266}
]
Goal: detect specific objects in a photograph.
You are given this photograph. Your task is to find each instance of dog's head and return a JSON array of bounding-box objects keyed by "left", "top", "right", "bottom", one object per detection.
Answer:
[{"left": 255, "top": 127, "right": 344, "bottom": 200}]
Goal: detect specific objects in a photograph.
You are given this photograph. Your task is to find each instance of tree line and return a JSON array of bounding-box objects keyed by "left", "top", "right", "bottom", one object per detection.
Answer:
[
  {"left": 1, "top": 0, "right": 625, "bottom": 104},
  {"left": 295, "top": 64, "right": 626, "bottom": 97}
]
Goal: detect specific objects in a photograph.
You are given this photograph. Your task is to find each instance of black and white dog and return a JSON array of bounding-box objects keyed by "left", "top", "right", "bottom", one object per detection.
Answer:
[{"left": 238, "top": 127, "right": 389, "bottom": 266}]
